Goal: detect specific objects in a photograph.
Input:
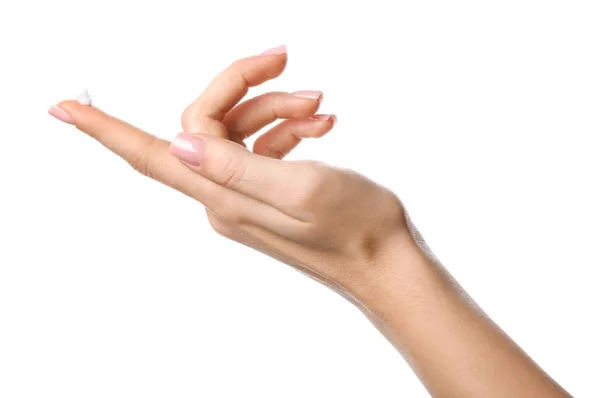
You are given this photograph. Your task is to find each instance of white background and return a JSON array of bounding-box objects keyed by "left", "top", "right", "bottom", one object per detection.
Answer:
[{"left": 1, "top": 1, "right": 599, "bottom": 396}]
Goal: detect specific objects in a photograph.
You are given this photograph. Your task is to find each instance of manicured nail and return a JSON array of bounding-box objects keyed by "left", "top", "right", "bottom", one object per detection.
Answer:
[
  {"left": 292, "top": 90, "right": 323, "bottom": 101},
  {"left": 310, "top": 114, "right": 337, "bottom": 124},
  {"left": 169, "top": 133, "right": 206, "bottom": 166},
  {"left": 48, "top": 105, "right": 75, "bottom": 125},
  {"left": 260, "top": 44, "right": 287, "bottom": 56}
]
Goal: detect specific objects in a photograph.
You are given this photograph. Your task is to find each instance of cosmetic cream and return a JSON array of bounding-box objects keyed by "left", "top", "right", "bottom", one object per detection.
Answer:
[{"left": 76, "top": 89, "right": 92, "bottom": 106}]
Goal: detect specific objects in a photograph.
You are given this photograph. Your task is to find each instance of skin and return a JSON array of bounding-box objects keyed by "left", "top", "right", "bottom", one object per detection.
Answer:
[{"left": 50, "top": 48, "right": 572, "bottom": 397}]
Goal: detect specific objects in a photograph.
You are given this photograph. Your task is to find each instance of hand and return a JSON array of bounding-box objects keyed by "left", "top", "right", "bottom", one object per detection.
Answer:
[
  {"left": 48, "top": 45, "right": 409, "bottom": 304},
  {"left": 49, "top": 46, "right": 573, "bottom": 398}
]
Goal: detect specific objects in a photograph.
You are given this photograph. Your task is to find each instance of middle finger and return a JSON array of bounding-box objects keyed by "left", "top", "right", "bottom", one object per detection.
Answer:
[{"left": 223, "top": 90, "right": 323, "bottom": 142}]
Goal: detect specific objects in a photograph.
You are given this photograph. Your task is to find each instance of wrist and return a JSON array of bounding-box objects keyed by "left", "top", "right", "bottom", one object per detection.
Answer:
[{"left": 349, "top": 230, "right": 438, "bottom": 315}]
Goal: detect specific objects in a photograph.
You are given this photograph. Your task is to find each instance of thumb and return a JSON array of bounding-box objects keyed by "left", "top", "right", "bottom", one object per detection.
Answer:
[{"left": 169, "top": 132, "right": 296, "bottom": 207}]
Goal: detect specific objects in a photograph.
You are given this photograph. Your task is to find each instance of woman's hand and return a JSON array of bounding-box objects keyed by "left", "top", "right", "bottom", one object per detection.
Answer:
[
  {"left": 49, "top": 45, "right": 409, "bottom": 305},
  {"left": 49, "top": 46, "right": 572, "bottom": 397}
]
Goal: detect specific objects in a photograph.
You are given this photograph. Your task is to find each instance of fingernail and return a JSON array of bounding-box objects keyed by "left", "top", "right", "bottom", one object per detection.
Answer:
[
  {"left": 260, "top": 44, "right": 287, "bottom": 56},
  {"left": 292, "top": 90, "right": 323, "bottom": 101},
  {"left": 48, "top": 105, "right": 75, "bottom": 125},
  {"left": 310, "top": 114, "right": 337, "bottom": 124},
  {"left": 169, "top": 133, "right": 206, "bottom": 167}
]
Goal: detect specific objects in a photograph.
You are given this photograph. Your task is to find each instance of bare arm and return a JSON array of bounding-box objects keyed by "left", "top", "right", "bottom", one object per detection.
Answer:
[{"left": 354, "top": 226, "right": 572, "bottom": 398}]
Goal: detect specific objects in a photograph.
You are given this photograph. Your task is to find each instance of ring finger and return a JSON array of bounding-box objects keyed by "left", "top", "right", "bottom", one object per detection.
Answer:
[{"left": 253, "top": 115, "right": 337, "bottom": 159}]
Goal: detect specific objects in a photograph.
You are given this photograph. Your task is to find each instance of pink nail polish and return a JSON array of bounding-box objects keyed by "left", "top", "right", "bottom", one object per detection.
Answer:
[
  {"left": 260, "top": 44, "right": 287, "bottom": 56},
  {"left": 292, "top": 91, "right": 323, "bottom": 101},
  {"left": 310, "top": 114, "right": 337, "bottom": 123},
  {"left": 48, "top": 105, "right": 75, "bottom": 125},
  {"left": 169, "top": 133, "right": 206, "bottom": 166}
]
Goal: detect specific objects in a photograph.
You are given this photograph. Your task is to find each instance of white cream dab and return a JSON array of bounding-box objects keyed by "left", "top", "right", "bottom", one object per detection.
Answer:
[{"left": 76, "top": 89, "right": 92, "bottom": 106}]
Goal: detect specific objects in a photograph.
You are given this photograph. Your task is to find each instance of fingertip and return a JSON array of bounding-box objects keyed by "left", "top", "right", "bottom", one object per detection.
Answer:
[
  {"left": 54, "top": 100, "right": 87, "bottom": 121},
  {"left": 299, "top": 115, "right": 337, "bottom": 139},
  {"left": 310, "top": 114, "right": 338, "bottom": 124},
  {"left": 291, "top": 91, "right": 323, "bottom": 115},
  {"left": 50, "top": 98, "right": 97, "bottom": 125},
  {"left": 252, "top": 46, "right": 288, "bottom": 79},
  {"left": 57, "top": 99, "right": 90, "bottom": 113},
  {"left": 267, "top": 54, "right": 288, "bottom": 79},
  {"left": 51, "top": 100, "right": 108, "bottom": 130},
  {"left": 259, "top": 44, "right": 287, "bottom": 56},
  {"left": 54, "top": 86, "right": 94, "bottom": 115},
  {"left": 252, "top": 138, "right": 269, "bottom": 156},
  {"left": 308, "top": 115, "right": 338, "bottom": 137},
  {"left": 48, "top": 104, "right": 75, "bottom": 125}
]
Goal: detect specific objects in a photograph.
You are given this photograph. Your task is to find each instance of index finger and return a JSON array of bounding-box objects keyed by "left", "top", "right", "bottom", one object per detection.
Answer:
[
  {"left": 181, "top": 45, "right": 287, "bottom": 133},
  {"left": 57, "top": 100, "right": 199, "bottom": 195}
]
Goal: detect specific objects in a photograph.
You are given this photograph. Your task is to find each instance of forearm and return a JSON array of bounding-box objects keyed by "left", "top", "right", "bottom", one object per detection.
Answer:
[{"left": 357, "top": 238, "right": 571, "bottom": 398}]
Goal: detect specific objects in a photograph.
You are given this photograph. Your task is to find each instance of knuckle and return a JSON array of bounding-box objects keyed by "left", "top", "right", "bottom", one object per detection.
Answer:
[
  {"left": 268, "top": 149, "right": 287, "bottom": 160},
  {"left": 288, "top": 161, "right": 332, "bottom": 209},
  {"left": 207, "top": 212, "right": 233, "bottom": 237},
  {"left": 230, "top": 60, "right": 251, "bottom": 86},
  {"left": 180, "top": 105, "right": 195, "bottom": 128},
  {"left": 216, "top": 205, "right": 245, "bottom": 225},
  {"left": 127, "top": 152, "right": 149, "bottom": 176},
  {"left": 231, "top": 58, "right": 245, "bottom": 70},
  {"left": 126, "top": 136, "right": 161, "bottom": 178},
  {"left": 307, "top": 161, "right": 334, "bottom": 189},
  {"left": 181, "top": 105, "right": 211, "bottom": 131},
  {"left": 266, "top": 91, "right": 285, "bottom": 111},
  {"left": 219, "top": 155, "right": 247, "bottom": 190},
  {"left": 207, "top": 195, "right": 247, "bottom": 227},
  {"left": 272, "top": 96, "right": 287, "bottom": 119},
  {"left": 381, "top": 189, "right": 406, "bottom": 226}
]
